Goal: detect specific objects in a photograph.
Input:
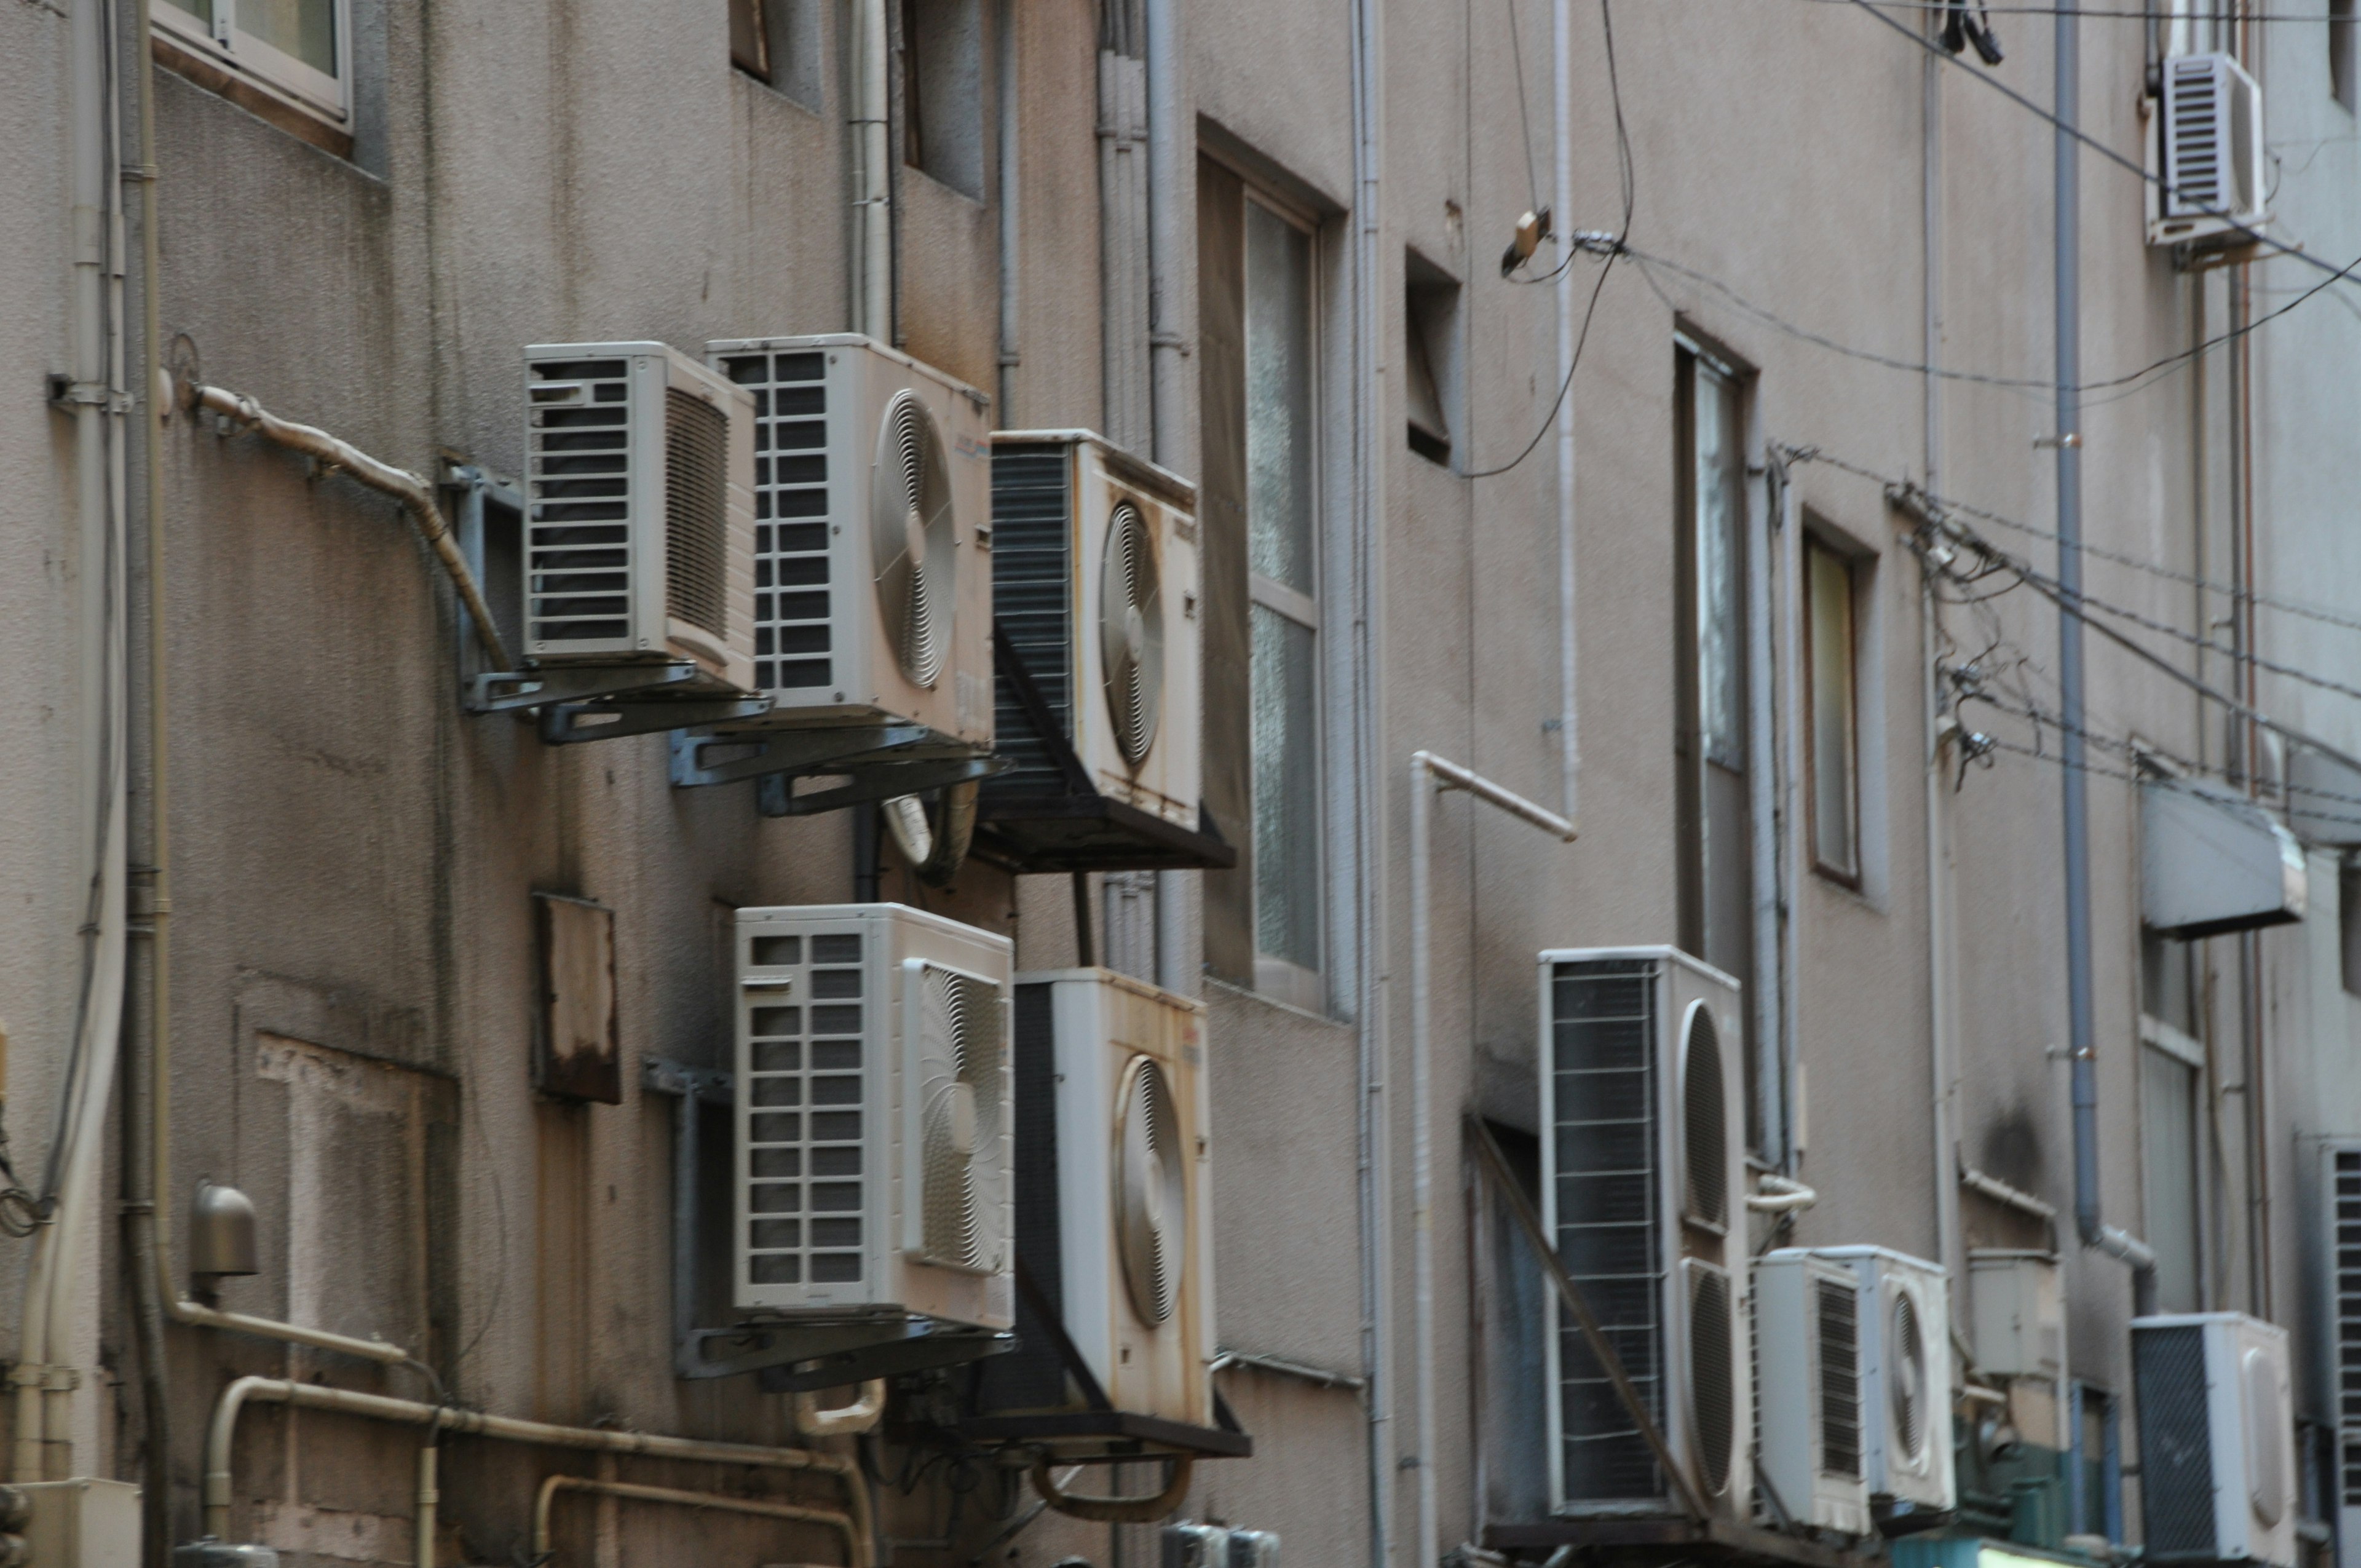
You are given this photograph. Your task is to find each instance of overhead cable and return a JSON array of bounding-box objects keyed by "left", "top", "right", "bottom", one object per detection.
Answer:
[
  {"left": 1789, "top": 447, "right": 2361, "bottom": 639},
  {"left": 1840, "top": 0, "right": 2359, "bottom": 285}
]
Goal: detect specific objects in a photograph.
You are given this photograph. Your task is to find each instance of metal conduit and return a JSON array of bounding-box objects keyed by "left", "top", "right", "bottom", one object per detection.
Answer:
[{"left": 204, "top": 1377, "right": 874, "bottom": 1567}]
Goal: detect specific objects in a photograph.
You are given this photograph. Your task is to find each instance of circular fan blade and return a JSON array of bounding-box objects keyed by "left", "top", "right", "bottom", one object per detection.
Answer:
[
  {"left": 1098, "top": 501, "right": 1165, "bottom": 766},
  {"left": 871, "top": 392, "right": 954, "bottom": 689},
  {"left": 1115, "top": 1055, "right": 1185, "bottom": 1324}
]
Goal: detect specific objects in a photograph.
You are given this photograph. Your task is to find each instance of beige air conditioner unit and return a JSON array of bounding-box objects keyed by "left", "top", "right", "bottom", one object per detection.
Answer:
[
  {"left": 1537, "top": 946, "right": 1751, "bottom": 1523},
  {"left": 523, "top": 343, "right": 756, "bottom": 691},
  {"left": 733, "top": 904, "right": 1014, "bottom": 1338},
  {"left": 2148, "top": 52, "right": 2267, "bottom": 248},
  {"left": 703, "top": 335, "right": 994, "bottom": 743},
  {"left": 985, "top": 432, "right": 1201, "bottom": 828}
]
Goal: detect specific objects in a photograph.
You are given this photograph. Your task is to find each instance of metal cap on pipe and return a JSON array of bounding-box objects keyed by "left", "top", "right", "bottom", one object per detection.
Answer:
[{"left": 188, "top": 1183, "right": 259, "bottom": 1278}]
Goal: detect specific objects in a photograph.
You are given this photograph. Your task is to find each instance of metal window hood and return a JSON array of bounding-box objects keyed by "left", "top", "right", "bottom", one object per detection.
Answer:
[{"left": 2140, "top": 775, "right": 2308, "bottom": 939}]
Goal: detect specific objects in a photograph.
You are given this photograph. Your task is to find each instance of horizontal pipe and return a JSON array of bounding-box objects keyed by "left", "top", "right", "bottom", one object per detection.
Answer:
[
  {"left": 178, "top": 379, "right": 513, "bottom": 671},
  {"left": 534, "top": 1474, "right": 861, "bottom": 1568},
  {"left": 204, "top": 1378, "right": 871, "bottom": 1558},
  {"left": 170, "top": 1298, "right": 412, "bottom": 1365},
  {"left": 1209, "top": 1347, "right": 1367, "bottom": 1393},
  {"left": 1960, "top": 1164, "right": 2058, "bottom": 1222},
  {"left": 1744, "top": 1174, "right": 1818, "bottom": 1214},
  {"left": 1410, "top": 750, "right": 1578, "bottom": 842}
]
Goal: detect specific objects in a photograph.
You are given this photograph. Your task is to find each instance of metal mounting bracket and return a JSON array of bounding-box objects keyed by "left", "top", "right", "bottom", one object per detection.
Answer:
[
  {"left": 754, "top": 753, "right": 1005, "bottom": 817},
  {"left": 671, "top": 724, "right": 958, "bottom": 787},
  {"left": 466, "top": 660, "right": 710, "bottom": 716},
  {"left": 671, "top": 724, "right": 1008, "bottom": 817},
  {"left": 540, "top": 694, "right": 773, "bottom": 745}
]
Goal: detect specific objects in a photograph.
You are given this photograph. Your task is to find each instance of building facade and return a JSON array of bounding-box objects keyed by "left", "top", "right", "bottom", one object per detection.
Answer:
[{"left": 0, "top": 0, "right": 2355, "bottom": 1566}]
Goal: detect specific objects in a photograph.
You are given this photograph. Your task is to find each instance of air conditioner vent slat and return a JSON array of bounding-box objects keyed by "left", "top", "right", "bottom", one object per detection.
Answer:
[{"left": 1816, "top": 1277, "right": 1862, "bottom": 1481}]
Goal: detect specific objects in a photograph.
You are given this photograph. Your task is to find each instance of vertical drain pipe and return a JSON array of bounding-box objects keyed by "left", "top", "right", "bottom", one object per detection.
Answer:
[
  {"left": 20, "top": 0, "right": 133, "bottom": 1484},
  {"left": 850, "top": 0, "right": 892, "bottom": 339},
  {"left": 2053, "top": 0, "right": 2159, "bottom": 1320},
  {"left": 1349, "top": 0, "right": 1391, "bottom": 1559},
  {"left": 2054, "top": 0, "right": 2100, "bottom": 1258},
  {"left": 1145, "top": 0, "right": 1189, "bottom": 996},
  {"left": 1552, "top": 0, "right": 1578, "bottom": 825}
]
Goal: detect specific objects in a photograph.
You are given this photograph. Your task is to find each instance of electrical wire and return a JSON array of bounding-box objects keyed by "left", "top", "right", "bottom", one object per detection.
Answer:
[
  {"left": 1840, "top": 0, "right": 2361, "bottom": 285},
  {"left": 1916, "top": 505, "right": 2361, "bottom": 778},
  {"left": 1790, "top": 446, "right": 2361, "bottom": 639},
  {"left": 1704, "top": 0, "right": 2351, "bottom": 21},
  {"left": 1621, "top": 234, "right": 2361, "bottom": 398},
  {"left": 1468, "top": 0, "right": 1634, "bottom": 478},
  {"left": 1506, "top": 0, "right": 1544, "bottom": 217}
]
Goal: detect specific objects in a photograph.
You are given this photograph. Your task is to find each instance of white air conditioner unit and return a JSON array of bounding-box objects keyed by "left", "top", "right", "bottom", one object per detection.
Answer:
[
  {"left": 1537, "top": 946, "right": 1751, "bottom": 1521},
  {"left": 1003, "top": 968, "right": 1214, "bottom": 1427},
  {"left": 2132, "top": 1312, "right": 2296, "bottom": 1568},
  {"left": 733, "top": 904, "right": 1014, "bottom": 1337},
  {"left": 1765, "top": 1246, "right": 1955, "bottom": 1532},
  {"left": 523, "top": 343, "right": 756, "bottom": 690},
  {"left": 703, "top": 335, "right": 994, "bottom": 743},
  {"left": 987, "top": 431, "right": 1201, "bottom": 826},
  {"left": 1755, "top": 1251, "right": 1871, "bottom": 1535},
  {"left": 2149, "top": 52, "right": 2267, "bottom": 248}
]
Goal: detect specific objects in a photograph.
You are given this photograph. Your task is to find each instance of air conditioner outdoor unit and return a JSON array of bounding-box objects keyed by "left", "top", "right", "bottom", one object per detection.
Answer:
[
  {"left": 703, "top": 335, "right": 994, "bottom": 743},
  {"left": 1537, "top": 946, "right": 1751, "bottom": 1521},
  {"left": 986, "top": 431, "right": 1201, "bottom": 828},
  {"left": 523, "top": 343, "right": 756, "bottom": 690},
  {"left": 1754, "top": 1251, "right": 1870, "bottom": 1535},
  {"left": 997, "top": 968, "right": 1214, "bottom": 1427},
  {"left": 2149, "top": 52, "right": 2267, "bottom": 248},
  {"left": 732, "top": 904, "right": 1014, "bottom": 1338},
  {"left": 1763, "top": 1246, "right": 1955, "bottom": 1534},
  {"left": 2132, "top": 1312, "right": 2296, "bottom": 1568}
]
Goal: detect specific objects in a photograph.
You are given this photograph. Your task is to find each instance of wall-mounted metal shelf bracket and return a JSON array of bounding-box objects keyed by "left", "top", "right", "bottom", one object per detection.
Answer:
[
  {"left": 465, "top": 660, "right": 711, "bottom": 716},
  {"left": 539, "top": 693, "right": 772, "bottom": 745},
  {"left": 670, "top": 724, "right": 1010, "bottom": 818}
]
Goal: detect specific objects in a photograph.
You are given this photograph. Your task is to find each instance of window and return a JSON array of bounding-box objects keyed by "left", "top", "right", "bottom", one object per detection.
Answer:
[
  {"left": 900, "top": 0, "right": 984, "bottom": 198},
  {"left": 2334, "top": 0, "right": 2356, "bottom": 111},
  {"left": 1245, "top": 198, "right": 1321, "bottom": 999},
  {"left": 154, "top": 0, "right": 349, "bottom": 137},
  {"left": 735, "top": 1, "right": 826, "bottom": 109},
  {"left": 1674, "top": 344, "right": 1753, "bottom": 1040},
  {"left": 1404, "top": 255, "right": 1461, "bottom": 467},
  {"left": 1805, "top": 535, "right": 1861, "bottom": 885},
  {"left": 2140, "top": 1028, "right": 2203, "bottom": 1312}
]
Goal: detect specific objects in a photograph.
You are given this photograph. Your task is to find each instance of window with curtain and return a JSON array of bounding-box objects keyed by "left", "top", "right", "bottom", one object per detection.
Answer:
[
  {"left": 1805, "top": 536, "right": 1861, "bottom": 885},
  {"left": 1244, "top": 197, "right": 1321, "bottom": 999},
  {"left": 155, "top": 0, "right": 348, "bottom": 125}
]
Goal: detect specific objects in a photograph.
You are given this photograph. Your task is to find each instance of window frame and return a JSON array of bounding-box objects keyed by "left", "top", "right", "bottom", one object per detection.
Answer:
[
  {"left": 153, "top": 0, "right": 351, "bottom": 128},
  {"left": 1241, "top": 187, "right": 1326, "bottom": 1007},
  {"left": 1803, "top": 530, "right": 1864, "bottom": 889},
  {"left": 2137, "top": 1012, "right": 2205, "bottom": 1312}
]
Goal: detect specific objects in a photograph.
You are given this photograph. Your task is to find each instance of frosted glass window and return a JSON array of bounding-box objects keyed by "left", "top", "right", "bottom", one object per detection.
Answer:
[
  {"left": 1693, "top": 361, "right": 1746, "bottom": 772},
  {"left": 2141, "top": 1045, "right": 2201, "bottom": 1312},
  {"left": 1245, "top": 202, "right": 1315, "bottom": 596},
  {"left": 1806, "top": 539, "right": 1859, "bottom": 883},
  {"left": 1252, "top": 606, "right": 1320, "bottom": 972}
]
